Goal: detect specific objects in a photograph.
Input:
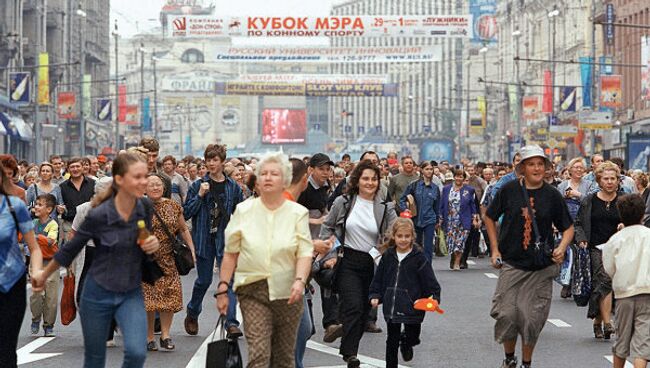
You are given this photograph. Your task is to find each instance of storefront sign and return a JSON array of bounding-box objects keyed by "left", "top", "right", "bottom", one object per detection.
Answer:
[
  {"left": 58, "top": 92, "right": 77, "bottom": 119},
  {"left": 214, "top": 82, "right": 398, "bottom": 97},
  {"left": 579, "top": 110, "right": 613, "bottom": 129},
  {"left": 169, "top": 15, "right": 472, "bottom": 38},
  {"left": 213, "top": 45, "right": 442, "bottom": 63}
]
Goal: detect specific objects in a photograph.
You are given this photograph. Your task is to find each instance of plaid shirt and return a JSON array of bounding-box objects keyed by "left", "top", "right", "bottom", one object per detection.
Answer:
[{"left": 183, "top": 175, "right": 243, "bottom": 259}]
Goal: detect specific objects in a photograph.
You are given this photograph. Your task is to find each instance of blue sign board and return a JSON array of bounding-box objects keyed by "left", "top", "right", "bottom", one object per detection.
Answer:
[
  {"left": 420, "top": 139, "right": 454, "bottom": 163},
  {"left": 8, "top": 72, "right": 30, "bottom": 104},
  {"left": 606, "top": 4, "right": 615, "bottom": 44},
  {"left": 96, "top": 99, "right": 112, "bottom": 121},
  {"left": 470, "top": 0, "right": 497, "bottom": 44}
]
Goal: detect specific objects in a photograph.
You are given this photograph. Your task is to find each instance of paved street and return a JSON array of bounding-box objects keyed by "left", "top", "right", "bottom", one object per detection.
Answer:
[{"left": 17, "top": 257, "right": 626, "bottom": 368}]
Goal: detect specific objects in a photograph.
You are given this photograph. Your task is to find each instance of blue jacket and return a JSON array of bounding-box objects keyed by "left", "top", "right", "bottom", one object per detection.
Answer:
[
  {"left": 183, "top": 175, "right": 243, "bottom": 259},
  {"left": 399, "top": 179, "right": 441, "bottom": 228},
  {"left": 439, "top": 184, "right": 478, "bottom": 231},
  {"left": 369, "top": 246, "right": 441, "bottom": 324}
]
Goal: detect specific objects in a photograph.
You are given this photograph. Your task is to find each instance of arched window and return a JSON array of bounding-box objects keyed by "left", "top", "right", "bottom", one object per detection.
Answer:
[{"left": 181, "top": 48, "right": 204, "bottom": 63}]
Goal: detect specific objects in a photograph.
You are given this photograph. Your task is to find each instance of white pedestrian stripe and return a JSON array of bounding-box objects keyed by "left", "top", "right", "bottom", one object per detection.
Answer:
[
  {"left": 547, "top": 319, "right": 571, "bottom": 327},
  {"left": 17, "top": 337, "right": 62, "bottom": 365},
  {"left": 467, "top": 260, "right": 476, "bottom": 265},
  {"left": 307, "top": 341, "right": 407, "bottom": 368},
  {"left": 605, "top": 355, "right": 634, "bottom": 367},
  {"left": 484, "top": 273, "right": 498, "bottom": 279}
]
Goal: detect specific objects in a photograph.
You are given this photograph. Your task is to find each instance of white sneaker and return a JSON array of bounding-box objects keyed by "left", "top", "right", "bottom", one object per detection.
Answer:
[{"left": 106, "top": 339, "right": 117, "bottom": 347}]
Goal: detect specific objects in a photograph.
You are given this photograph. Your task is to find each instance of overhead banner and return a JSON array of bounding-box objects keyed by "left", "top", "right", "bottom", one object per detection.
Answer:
[
  {"left": 477, "top": 95, "right": 487, "bottom": 129},
  {"left": 508, "top": 85, "right": 519, "bottom": 124},
  {"left": 522, "top": 96, "right": 539, "bottom": 121},
  {"left": 38, "top": 53, "right": 50, "bottom": 105},
  {"left": 124, "top": 105, "right": 138, "bottom": 125},
  {"left": 96, "top": 98, "right": 112, "bottom": 121},
  {"left": 142, "top": 97, "right": 151, "bottom": 131},
  {"left": 542, "top": 70, "right": 553, "bottom": 114},
  {"left": 57, "top": 92, "right": 77, "bottom": 119},
  {"left": 9, "top": 72, "right": 31, "bottom": 104},
  {"left": 642, "top": 36, "right": 650, "bottom": 100},
  {"left": 580, "top": 56, "right": 594, "bottom": 108},
  {"left": 470, "top": 0, "right": 497, "bottom": 44},
  {"left": 118, "top": 85, "right": 127, "bottom": 122},
  {"left": 560, "top": 87, "right": 577, "bottom": 112},
  {"left": 213, "top": 45, "right": 442, "bottom": 63},
  {"left": 600, "top": 75, "right": 622, "bottom": 110},
  {"left": 169, "top": 15, "right": 472, "bottom": 38},
  {"left": 214, "top": 82, "right": 398, "bottom": 97},
  {"left": 82, "top": 74, "right": 91, "bottom": 118},
  {"left": 237, "top": 74, "right": 389, "bottom": 84}
]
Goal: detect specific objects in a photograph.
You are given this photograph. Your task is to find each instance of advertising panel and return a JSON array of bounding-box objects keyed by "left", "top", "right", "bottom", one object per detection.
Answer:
[
  {"left": 600, "top": 75, "right": 622, "bottom": 109},
  {"left": 419, "top": 139, "right": 455, "bottom": 163},
  {"left": 470, "top": 0, "right": 497, "bottom": 44},
  {"left": 96, "top": 99, "right": 112, "bottom": 121},
  {"left": 213, "top": 45, "right": 442, "bottom": 63},
  {"left": 58, "top": 92, "right": 77, "bottom": 119},
  {"left": 642, "top": 36, "right": 650, "bottom": 101},
  {"left": 118, "top": 85, "right": 127, "bottom": 122},
  {"left": 578, "top": 110, "right": 613, "bottom": 129},
  {"left": 168, "top": 15, "right": 472, "bottom": 38},
  {"left": 237, "top": 74, "right": 388, "bottom": 84},
  {"left": 560, "top": 87, "right": 577, "bottom": 112},
  {"left": 38, "top": 53, "right": 49, "bottom": 105},
  {"left": 215, "top": 82, "right": 398, "bottom": 97},
  {"left": 261, "top": 109, "right": 306, "bottom": 144},
  {"left": 9, "top": 72, "right": 30, "bottom": 104},
  {"left": 124, "top": 105, "right": 138, "bottom": 125},
  {"left": 627, "top": 134, "right": 650, "bottom": 171},
  {"left": 522, "top": 96, "right": 539, "bottom": 121}
]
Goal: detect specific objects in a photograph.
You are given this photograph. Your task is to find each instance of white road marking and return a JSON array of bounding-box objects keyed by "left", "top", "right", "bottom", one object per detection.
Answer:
[
  {"left": 605, "top": 355, "right": 634, "bottom": 367},
  {"left": 17, "top": 337, "right": 62, "bottom": 365},
  {"left": 467, "top": 260, "right": 476, "bottom": 265},
  {"left": 547, "top": 319, "right": 571, "bottom": 327},
  {"left": 484, "top": 273, "right": 498, "bottom": 279},
  {"left": 307, "top": 341, "right": 407, "bottom": 368}
]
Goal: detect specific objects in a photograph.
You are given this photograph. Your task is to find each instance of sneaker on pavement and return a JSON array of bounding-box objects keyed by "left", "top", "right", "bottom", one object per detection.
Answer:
[
  {"left": 31, "top": 321, "right": 40, "bottom": 335},
  {"left": 184, "top": 314, "right": 199, "bottom": 336},
  {"left": 501, "top": 357, "right": 518, "bottom": 368},
  {"left": 106, "top": 339, "right": 117, "bottom": 348},
  {"left": 323, "top": 324, "right": 343, "bottom": 343},
  {"left": 43, "top": 326, "right": 55, "bottom": 337}
]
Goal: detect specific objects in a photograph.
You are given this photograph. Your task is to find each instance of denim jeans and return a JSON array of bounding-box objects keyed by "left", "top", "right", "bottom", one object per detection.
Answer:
[
  {"left": 415, "top": 223, "right": 436, "bottom": 263},
  {"left": 0, "top": 274, "right": 26, "bottom": 368},
  {"left": 79, "top": 275, "right": 147, "bottom": 368},
  {"left": 295, "top": 293, "right": 313, "bottom": 368},
  {"left": 187, "top": 244, "right": 239, "bottom": 327}
]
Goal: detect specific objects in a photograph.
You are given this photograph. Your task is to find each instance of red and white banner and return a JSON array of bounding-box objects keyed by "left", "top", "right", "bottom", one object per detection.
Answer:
[
  {"left": 542, "top": 70, "right": 553, "bottom": 114},
  {"left": 118, "top": 84, "right": 127, "bottom": 122},
  {"left": 124, "top": 105, "right": 138, "bottom": 125},
  {"left": 57, "top": 91, "right": 77, "bottom": 119},
  {"left": 214, "top": 45, "right": 442, "bottom": 63},
  {"left": 169, "top": 15, "right": 472, "bottom": 38},
  {"left": 522, "top": 96, "right": 540, "bottom": 121}
]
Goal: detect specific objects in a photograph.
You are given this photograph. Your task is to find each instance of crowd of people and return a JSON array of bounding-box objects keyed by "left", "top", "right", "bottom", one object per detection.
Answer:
[{"left": 1, "top": 140, "right": 650, "bottom": 368}]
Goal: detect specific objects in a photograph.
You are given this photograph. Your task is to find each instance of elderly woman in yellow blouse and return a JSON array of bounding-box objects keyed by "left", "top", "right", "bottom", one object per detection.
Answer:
[{"left": 216, "top": 152, "right": 313, "bottom": 368}]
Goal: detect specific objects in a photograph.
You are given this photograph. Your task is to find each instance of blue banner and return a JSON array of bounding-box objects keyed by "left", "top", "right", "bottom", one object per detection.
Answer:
[
  {"left": 580, "top": 57, "right": 593, "bottom": 108},
  {"left": 420, "top": 139, "right": 455, "bottom": 163},
  {"left": 470, "top": 0, "right": 497, "bottom": 44},
  {"left": 560, "top": 87, "right": 577, "bottom": 112},
  {"left": 9, "top": 72, "right": 31, "bottom": 104},
  {"left": 142, "top": 97, "right": 151, "bottom": 131},
  {"left": 96, "top": 99, "right": 112, "bottom": 121},
  {"left": 599, "top": 56, "right": 613, "bottom": 75}
]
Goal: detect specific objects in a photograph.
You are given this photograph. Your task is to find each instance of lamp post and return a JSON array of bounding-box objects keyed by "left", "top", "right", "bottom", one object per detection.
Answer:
[
  {"left": 512, "top": 28, "right": 523, "bottom": 144},
  {"left": 479, "top": 45, "right": 489, "bottom": 160},
  {"left": 77, "top": 3, "right": 87, "bottom": 156},
  {"left": 112, "top": 20, "right": 119, "bottom": 151},
  {"left": 139, "top": 43, "right": 145, "bottom": 140},
  {"left": 548, "top": 7, "right": 560, "bottom": 162},
  {"left": 152, "top": 51, "right": 159, "bottom": 140}
]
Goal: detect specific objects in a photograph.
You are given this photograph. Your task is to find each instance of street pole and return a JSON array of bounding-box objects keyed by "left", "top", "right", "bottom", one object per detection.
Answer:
[
  {"left": 549, "top": 8, "right": 558, "bottom": 162},
  {"left": 590, "top": 0, "right": 597, "bottom": 156},
  {"left": 513, "top": 29, "right": 522, "bottom": 145},
  {"left": 152, "top": 48, "right": 158, "bottom": 140},
  {"left": 465, "top": 60, "right": 471, "bottom": 162},
  {"left": 78, "top": 2, "right": 86, "bottom": 156},
  {"left": 139, "top": 43, "right": 145, "bottom": 141},
  {"left": 113, "top": 21, "right": 119, "bottom": 152}
]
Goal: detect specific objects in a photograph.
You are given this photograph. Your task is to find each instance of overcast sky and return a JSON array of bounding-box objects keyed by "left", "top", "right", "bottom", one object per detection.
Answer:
[{"left": 110, "top": 0, "right": 346, "bottom": 40}]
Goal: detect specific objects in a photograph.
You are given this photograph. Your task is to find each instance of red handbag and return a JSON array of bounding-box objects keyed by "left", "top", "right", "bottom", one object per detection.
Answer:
[{"left": 60, "top": 270, "right": 77, "bottom": 325}]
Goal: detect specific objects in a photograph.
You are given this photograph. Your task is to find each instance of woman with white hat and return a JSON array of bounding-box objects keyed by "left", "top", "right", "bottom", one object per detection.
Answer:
[{"left": 484, "top": 145, "right": 574, "bottom": 368}]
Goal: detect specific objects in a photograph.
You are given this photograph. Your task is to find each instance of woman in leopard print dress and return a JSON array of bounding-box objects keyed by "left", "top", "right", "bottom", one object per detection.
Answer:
[{"left": 143, "top": 174, "right": 196, "bottom": 351}]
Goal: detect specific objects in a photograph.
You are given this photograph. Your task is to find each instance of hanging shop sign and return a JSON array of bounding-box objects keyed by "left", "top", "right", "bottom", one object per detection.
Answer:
[
  {"left": 169, "top": 15, "right": 472, "bottom": 38},
  {"left": 8, "top": 72, "right": 31, "bottom": 104},
  {"left": 58, "top": 92, "right": 77, "bottom": 119},
  {"left": 213, "top": 45, "right": 442, "bottom": 63}
]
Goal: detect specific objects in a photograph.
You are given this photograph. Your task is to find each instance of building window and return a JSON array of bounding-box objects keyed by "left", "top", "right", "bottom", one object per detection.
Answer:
[{"left": 181, "top": 49, "right": 204, "bottom": 63}]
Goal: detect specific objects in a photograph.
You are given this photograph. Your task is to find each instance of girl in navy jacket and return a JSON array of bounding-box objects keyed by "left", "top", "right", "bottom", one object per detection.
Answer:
[{"left": 369, "top": 218, "right": 442, "bottom": 368}]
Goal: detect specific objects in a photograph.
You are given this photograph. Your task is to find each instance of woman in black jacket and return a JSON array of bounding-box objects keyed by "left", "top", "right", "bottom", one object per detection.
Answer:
[{"left": 369, "top": 218, "right": 441, "bottom": 368}]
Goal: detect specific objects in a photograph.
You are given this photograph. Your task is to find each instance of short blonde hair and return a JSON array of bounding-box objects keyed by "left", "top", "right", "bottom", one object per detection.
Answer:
[
  {"left": 255, "top": 152, "right": 292, "bottom": 188},
  {"left": 595, "top": 161, "right": 621, "bottom": 183},
  {"left": 567, "top": 157, "right": 586, "bottom": 171}
]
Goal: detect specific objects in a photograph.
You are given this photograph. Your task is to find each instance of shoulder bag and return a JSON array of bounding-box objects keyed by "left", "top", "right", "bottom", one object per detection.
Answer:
[
  {"left": 206, "top": 314, "right": 243, "bottom": 368},
  {"left": 152, "top": 205, "right": 195, "bottom": 275},
  {"left": 0, "top": 194, "right": 27, "bottom": 293},
  {"left": 140, "top": 198, "right": 165, "bottom": 285},
  {"left": 520, "top": 180, "right": 555, "bottom": 268}
]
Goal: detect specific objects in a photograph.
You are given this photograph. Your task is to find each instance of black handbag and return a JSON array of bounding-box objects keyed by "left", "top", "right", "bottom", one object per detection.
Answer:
[
  {"left": 152, "top": 207, "right": 195, "bottom": 275},
  {"left": 206, "top": 315, "right": 243, "bottom": 368},
  {"left": 140, "top": 198, "right": 164, "bottom": 285}
]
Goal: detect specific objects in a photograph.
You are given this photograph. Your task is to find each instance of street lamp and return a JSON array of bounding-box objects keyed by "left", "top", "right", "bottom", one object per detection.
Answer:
[
  {"left": 111, "top": 20, "right": 119, "bottom": 151},
  {"left": 139, "top": 43, "right": 146, "bottom": 141},
  {"left": 77, "top": 3, "right": 87, "bottom": 156}
]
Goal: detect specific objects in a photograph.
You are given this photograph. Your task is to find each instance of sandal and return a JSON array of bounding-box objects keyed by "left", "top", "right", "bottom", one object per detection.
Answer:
[
  {"left": 147, "top": 340, "right": 158, "bottom": 351},
  {"left": 160, "top": 337, "right": 175, "bottom": 350},
  {"left": 593, "top": 323, "right": 604, "bottom": 339},
  {"left": 604, "top": 323, "right": 615, "bottom": 340}
]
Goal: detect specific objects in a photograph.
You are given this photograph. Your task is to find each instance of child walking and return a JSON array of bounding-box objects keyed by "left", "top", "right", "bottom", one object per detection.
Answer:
[
  {"left": 600, "top": 194, "right": 650, "bottom": 368},
  {"left": 369, "top": 218, "right": 442, "bottom": 368},
  {"left": 30, "top": 194, "right": 60, "bottom": 337}
]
